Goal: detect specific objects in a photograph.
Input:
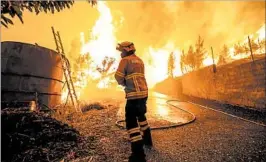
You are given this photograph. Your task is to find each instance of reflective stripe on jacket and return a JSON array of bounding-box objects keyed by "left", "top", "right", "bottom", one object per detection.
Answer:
[{"left": 114, "top": 54, "right": 148, "bottom": 100}]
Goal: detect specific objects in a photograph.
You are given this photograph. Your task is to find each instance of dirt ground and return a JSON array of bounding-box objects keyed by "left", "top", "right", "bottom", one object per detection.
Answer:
[
  {"left": 3, "top": 95, "right": 265, "bottom": 162},
  {"left": 52, "top": 100, "right": 132, "bottom": 162}
]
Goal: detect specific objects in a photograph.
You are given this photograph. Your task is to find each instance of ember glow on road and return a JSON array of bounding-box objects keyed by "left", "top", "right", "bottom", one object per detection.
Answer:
[{"left": 117, "top": 92, "right": 194, "bottom": 126}]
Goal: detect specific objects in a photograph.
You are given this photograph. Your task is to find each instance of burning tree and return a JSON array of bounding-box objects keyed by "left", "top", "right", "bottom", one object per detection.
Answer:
[
  {"left": 74, "top": 54, "right": 92, "bottom": 80},
  {"left": 1, "top": 0, "right": 97, "bottom": 28},
  {"left": 180, "top": 49, "right": 195, "bottom": 74},
  {"left": 186, "top": 45, "right": 196, "bottom": 71},
  {"left": 167, "top": 52, "right": 175, "bottom": 78},
  {"left": 97, "top": 56, "right": 115, "bottom": 74},
  {"left": 217, "top": 44, "right": 229, "bottom": 65},
  {"left": 234, "top": 38, "right": 260, "bottom": 56},
  {"left": 234, "top": 43, "right": 246, "bottom": 55},
  {"left": 180, "top": 50, "right": 187, "bottom": 74},
  {"left": 258, "top": 38, "right": 266, "bottom": 53},
  {"left": 96, "top": 56, "right": 116, "bottom": 88},
  {"left": 194, "top": 35, "right": 206, "bottom": 69},
  {"left": 249, "top": 39, "right": 260, "bottom": 53},
  {"left": 67, "top": 38, "right": 90, "bottom": 89},
  {"left": 180, "top": 35, "right": 206, "bottom": 73}
]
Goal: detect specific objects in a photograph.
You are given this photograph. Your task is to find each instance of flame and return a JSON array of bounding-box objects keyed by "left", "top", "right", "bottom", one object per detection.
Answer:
[
  {"left": 228, "top": 23, "right": 265, "bottom": 61},
  {"left": 60, "top": 1, "right": 265, "bottom": 102},
  {"left": 79, "top": 1, "right": 120, "bottom": 92},
  {"left": 143, "top": 42, "right": 182, "bottom": 88},
  {"left": 203, "top": 23, "right": 265, "bottom": 67},
  {"left": 203, "top": 57, "right": 214, "bottom": 66},
  {"left": 257, "top": 24, "right": 266, "bottom": 41},
  {"left": 61, "top": 1, "right": 120, "bottom": 102}
]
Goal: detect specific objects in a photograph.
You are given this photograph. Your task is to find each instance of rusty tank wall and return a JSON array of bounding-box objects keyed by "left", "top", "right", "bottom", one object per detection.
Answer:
[{"left": 1, "top": 41, "right": 64, "bottom": 108}]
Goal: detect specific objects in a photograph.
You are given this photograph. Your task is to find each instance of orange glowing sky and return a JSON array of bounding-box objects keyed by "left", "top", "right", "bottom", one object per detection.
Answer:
[
  {"left": 1, "top": 1, "right": 265, "bottom": 55},
  {"left": 1, "top": 2, "right": 99, "bottom": 53},
  {"left": 1, "top": 1, "right": 265, "bottom": 100}
]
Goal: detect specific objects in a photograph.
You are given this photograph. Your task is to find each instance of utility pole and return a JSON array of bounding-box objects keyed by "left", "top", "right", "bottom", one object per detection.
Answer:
[{"left": 248, "top": 36, "right": 255, "bottom": 62}]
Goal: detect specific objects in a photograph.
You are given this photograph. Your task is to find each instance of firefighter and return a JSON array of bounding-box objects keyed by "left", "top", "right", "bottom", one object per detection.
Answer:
[{"left": 115, "top": 41, "right": 153, "bottom": 162}]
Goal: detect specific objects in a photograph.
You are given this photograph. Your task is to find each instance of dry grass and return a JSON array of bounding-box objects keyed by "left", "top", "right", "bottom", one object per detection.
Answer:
[
  {"left": 52, "top": 100, "right": 130, "bottom": 162},
  {"left": 1, "top": 108, "right": 83, "bottom": 162}
]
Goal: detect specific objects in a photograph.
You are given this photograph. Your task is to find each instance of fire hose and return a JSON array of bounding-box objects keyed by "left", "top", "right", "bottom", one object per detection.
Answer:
[{"left": 115, "top": 99, "right": 197, "bottom": 130}]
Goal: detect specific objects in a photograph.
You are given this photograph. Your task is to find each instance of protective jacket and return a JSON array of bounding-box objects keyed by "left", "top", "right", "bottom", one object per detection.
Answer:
[{"left": 115, "top": 54, "right": 148, "bottom": 100}]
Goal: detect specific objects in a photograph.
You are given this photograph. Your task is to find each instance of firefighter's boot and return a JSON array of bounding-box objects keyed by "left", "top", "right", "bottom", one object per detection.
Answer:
[
  {"left": 128, "top": 141, "right": 146, "bottom": 162},
  {"left": 142, "top": 128, "right": 153, "bottom": 148}
]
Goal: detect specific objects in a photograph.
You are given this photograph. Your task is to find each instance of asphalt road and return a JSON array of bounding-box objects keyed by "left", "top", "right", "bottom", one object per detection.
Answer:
[
  {"left": 117, "top": 92, "right": 195, "bottom": 129},
  {"left": 115, "top": 92, "right": 266, "bottom": 162}
]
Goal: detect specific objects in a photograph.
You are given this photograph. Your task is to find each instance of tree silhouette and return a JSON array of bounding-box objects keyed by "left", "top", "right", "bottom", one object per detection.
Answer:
[
  {"left": 180, "top": 49, "right": 186, "bottom": 74},
  {"left": 168, "top": 52, "right": 175, "bottom": 78},
  {"left": 96, "top": 56, "right": 116, "bottom": 74},
  {"left": 217, "top": 44, "right": 229, "bottom": 65},
  {"left": 243, "top": 43, "right": 250, "bottom": 54},
  {"left": 258, "top": 38, "right": 266, "bottom": 53},
  {"left": 180, "top": 36, "right": 206, "bottom": 73},
  {"left": 1, "top": 0, "right": 97, "bottom": 28},
  {"left": 233, "top": 38, "right": 260, "bottom": 56},
  {"left": 249, "top": 38, "right": 260, "bottom": 53},
  {"left": 234, "top": 43, "right": 246, "bottom": 55},
  {"left": 194, "top": 35, "right": 206, "bottom": 69},
  {"left": 70, "top": 42, "right": 92, "bottom": 88},
  {"left": 186, "top": 45, "right": 196, "bottom": 71},
  {"left": 96, "top": 56, "right": 116, "bottom": 87}
]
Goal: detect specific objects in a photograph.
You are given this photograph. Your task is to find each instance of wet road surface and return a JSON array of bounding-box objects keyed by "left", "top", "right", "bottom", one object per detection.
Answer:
[
  {"left": 117, "top": 92, "right": 195, "bottom": 128},
  {"left": 116, "top": 91, "right": 266, "bottom": 161}
]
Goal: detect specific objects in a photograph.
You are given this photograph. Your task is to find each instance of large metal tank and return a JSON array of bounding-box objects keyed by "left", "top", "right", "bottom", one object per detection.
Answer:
[{"left": 1, "top": 41, "right": 64, "bottom": 108}]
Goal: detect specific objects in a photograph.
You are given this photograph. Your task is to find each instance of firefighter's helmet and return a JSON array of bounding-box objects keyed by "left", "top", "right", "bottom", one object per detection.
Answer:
[{"left": 116, "top": 41, "right": 136, "bottom": 53}]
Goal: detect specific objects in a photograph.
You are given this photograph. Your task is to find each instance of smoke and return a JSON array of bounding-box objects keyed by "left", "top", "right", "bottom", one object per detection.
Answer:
[
  {"left": 108, "top": 1, "right": 265, "bottom": 53},
  {"left": 63, "top": 1, "right": 265, "bottom": 100},
  {"left": 67, "top": 37, "right": 82, "bottom": 66}
]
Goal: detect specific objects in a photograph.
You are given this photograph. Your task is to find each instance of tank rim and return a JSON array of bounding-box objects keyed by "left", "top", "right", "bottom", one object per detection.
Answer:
[{"left": 1, "top": 41, "right": 58, "bottom": 54}]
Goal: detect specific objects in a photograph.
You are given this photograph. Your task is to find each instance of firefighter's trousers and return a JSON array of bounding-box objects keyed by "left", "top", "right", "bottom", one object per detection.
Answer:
[{"left": 125, "top": 97, "right": 153, "bottom": 161}]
